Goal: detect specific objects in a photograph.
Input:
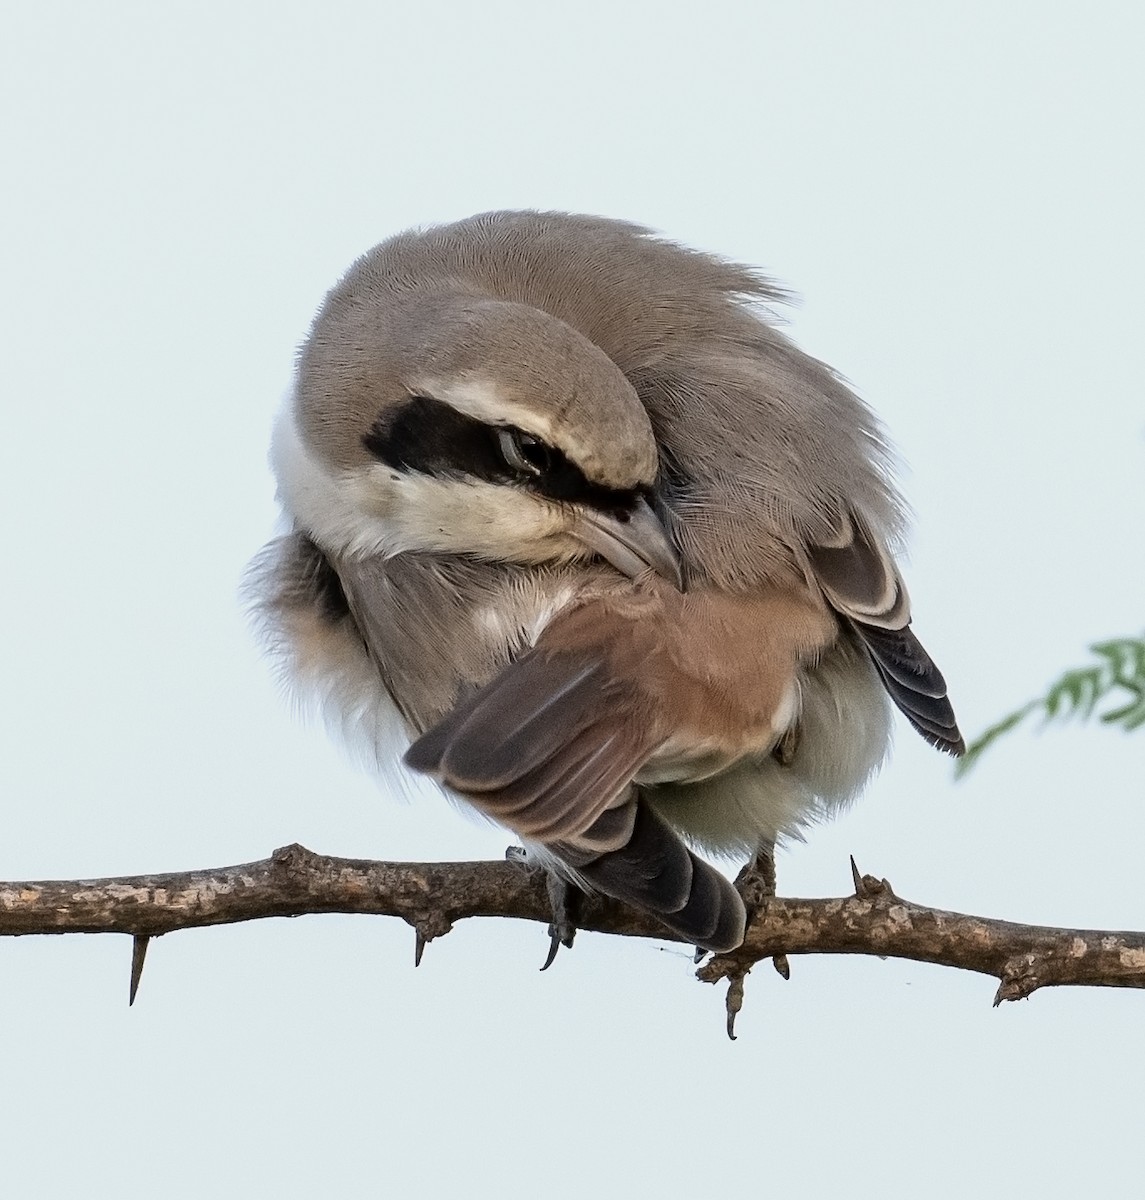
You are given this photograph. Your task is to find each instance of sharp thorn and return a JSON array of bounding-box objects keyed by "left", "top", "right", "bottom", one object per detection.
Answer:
[
  {"left": 128, "top": 935, "right": 150, "bottom": 1007},
  {"left": 694, "top": 945, "right": 707, "bottom": 964},
  {"left": 414, "top": 930, "right": 427, "bottom": 968},
  {"left": 850, "top": 854, "right": 863, "bottom": 896},
  {"left": 772, "top": 953, "right": 791, "bottom": 980}
]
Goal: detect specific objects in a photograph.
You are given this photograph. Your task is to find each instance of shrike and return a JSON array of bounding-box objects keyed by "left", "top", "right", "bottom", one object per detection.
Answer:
[{"left": 250, "top": 211, "right": 962, "bottom": 954}]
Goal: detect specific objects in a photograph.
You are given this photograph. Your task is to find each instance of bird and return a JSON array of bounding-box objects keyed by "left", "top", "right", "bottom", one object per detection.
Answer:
[{"left": 248, "top": 210, "right": 963, "bottom": 957}]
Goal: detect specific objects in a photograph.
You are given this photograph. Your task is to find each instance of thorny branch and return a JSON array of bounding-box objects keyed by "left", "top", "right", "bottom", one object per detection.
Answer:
[{"left": 2, "top": 844, "right": 1143, "bottom": 1034}]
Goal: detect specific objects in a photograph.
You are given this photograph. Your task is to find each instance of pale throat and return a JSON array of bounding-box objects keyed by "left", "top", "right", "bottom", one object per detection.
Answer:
[{"left": 271, "top": 396, "right": 581, "bottom": 565}]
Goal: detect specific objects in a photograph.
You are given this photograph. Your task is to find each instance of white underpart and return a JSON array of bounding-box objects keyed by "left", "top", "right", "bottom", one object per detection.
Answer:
[{"left": 475, "top": 586, "right": 577, "bottom": 649}]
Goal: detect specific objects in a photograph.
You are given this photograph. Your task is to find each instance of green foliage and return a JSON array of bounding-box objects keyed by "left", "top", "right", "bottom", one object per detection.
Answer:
[{"left": 956, "top": 635, "right": 1145, "bottom": 778}]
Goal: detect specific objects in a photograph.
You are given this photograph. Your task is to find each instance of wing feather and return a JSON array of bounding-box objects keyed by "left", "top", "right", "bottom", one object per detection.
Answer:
[
  {"left": 808, "top": 509, "right": 965, "bottom": 756},
  {"left": 561, "top": 798, "right": 747, "bottom": 951},
  {"left": 405, "top": 645, "right": 655, "bottom": 841},
  {"left": 403, "top": 630, "right": 746, "bottom": 951}
]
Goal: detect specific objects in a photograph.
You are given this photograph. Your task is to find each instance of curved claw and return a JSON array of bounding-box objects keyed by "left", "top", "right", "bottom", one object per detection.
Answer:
[
  {"left": 503, "top": 842, "right": 583, "bottom": 969},
  {"left": 734, "top": 840, "right": 792, "bottom": 981},
  {"left": 725, "top": 973, "right": 746, "bottom": 1040},
  {"left": 541, "top": 932, "right": 564, "bottom": 972},
  {"left": 540, "top": 870, "right": 579, "bottom": 970}
]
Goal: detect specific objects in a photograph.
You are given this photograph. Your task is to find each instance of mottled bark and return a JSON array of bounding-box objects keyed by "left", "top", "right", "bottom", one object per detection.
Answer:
[{"left": 2, "top": 845, "right": 1142, "bottom": 1024}]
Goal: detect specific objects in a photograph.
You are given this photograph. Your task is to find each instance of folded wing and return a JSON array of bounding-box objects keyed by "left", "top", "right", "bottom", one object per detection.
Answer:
[
  {"left": 405, "top": 629, "right": 746, "bottom": 951},
  {"left": 808, "top": 509, "right": 964, "bottom": 756}
]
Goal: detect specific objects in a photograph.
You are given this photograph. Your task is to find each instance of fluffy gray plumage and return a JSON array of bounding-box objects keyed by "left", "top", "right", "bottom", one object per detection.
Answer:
[{"left": 250, "top": 211, "right": 962, "bottom": 953}]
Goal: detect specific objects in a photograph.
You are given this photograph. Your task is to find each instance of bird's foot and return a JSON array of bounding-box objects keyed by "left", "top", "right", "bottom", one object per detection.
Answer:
[
  {"left": 691, "top": 844, "right": 776, "bottom": 964},
  {"left": 541, "top": 871, "right": 580, "bottom": 970},
  {"left": 730, "top": 841, "right": 789, "bottom": 980},
  {"left": 694, "top": 845, "right": 778, "bottom": 961},
  {"left": 505, "top": 845, "right": 581, "bottom": 969},
  {"left": 734, "top": 842, "right": 778, "bottom": 913}
]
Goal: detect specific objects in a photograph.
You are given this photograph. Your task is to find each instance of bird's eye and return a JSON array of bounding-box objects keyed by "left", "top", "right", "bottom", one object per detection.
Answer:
[{"left": 497, "top": 427, "right": 552, "bottom": 477}]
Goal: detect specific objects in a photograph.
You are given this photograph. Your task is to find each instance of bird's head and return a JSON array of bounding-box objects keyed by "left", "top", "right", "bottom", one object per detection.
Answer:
[{"left": 273, "top": 288, "right": 681, "bottom": 586}]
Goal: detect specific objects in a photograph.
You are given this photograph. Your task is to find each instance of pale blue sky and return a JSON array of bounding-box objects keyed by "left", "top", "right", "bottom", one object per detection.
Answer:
[{"left": 2, "top": 4, "right": 1143, "bottom": 1197}]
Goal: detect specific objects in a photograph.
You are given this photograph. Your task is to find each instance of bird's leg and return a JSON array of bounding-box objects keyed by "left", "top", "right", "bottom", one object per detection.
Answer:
[
  {"left": 505, "top": 845, "right": 581, "bottom": 969},
  {"left": 692, "top": 843, "right": 776, "bottom": 964},
  {"left": 732, "top": 838, "right": 790, "bottom": 979},
  {"left": 735, "top": 837, "right": 777, "bottom": 911},
  {"left": 692, "top": 844, "right": 777, "bottom": 964}
]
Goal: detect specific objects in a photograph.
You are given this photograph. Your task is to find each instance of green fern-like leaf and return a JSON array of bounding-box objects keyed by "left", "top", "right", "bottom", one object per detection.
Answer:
[{"left": 955, "top": 633, "right": 1145, "bottom": 778}]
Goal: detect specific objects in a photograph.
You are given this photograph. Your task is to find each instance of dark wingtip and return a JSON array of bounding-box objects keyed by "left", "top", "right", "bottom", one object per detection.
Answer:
[
  {"left": 403, "top": 725, "right": 449, "bottom": 775},
  {"left": 661, "top": 862, "right": 747, "bottom": 953},
  {"left": 892, "top": 687, "right": 965, "bottom": 757},
  {"left": 571, "top": 800, "right": 747, "bottom": 953},
  {"left": 940, "top": 733, "right": 967, "bottom": 758},
  {"left": 914, "top": 722, "right": 966, "bottom": 757},
  {"left": 855, "top": 620, "right": 965, "bottom": 760}
]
